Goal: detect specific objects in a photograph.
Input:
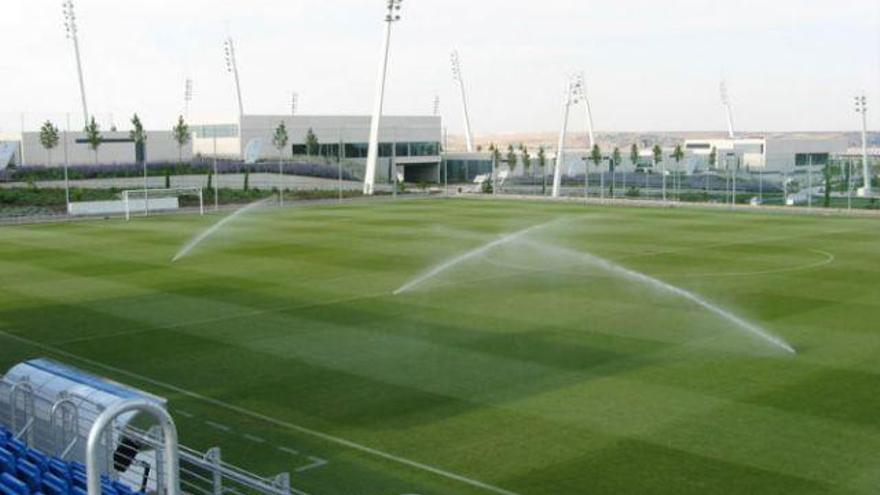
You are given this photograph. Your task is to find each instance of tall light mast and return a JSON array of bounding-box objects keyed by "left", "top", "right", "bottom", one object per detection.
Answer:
[
  {"left": 224, "top": 38, "right": 245, "bottom": 120},
  {"left": 451, "top": 50, "right": 475, "bottom": 152},
  {"left": 720, "top": 81, "right": 736, "bottom": 139},
  {"left": 184, "top": 79, "right": 193, "bottom": 120},
  {"left": 855, "top": 94, "right": 871, "bottom": 196},
  {"left": 552, "top": 76, "right": 582, "bottom": 198},
  {"left": 62, "top": 0, "right": 89, "bottom": 127},
  {"left": 291, "top": 92, "right": 299, "bottom": 117},
  {"left": 433, "top": 94, "right": 440, "bottom": 116},
  {"left": 364, "top": 0, "right": 403, "bottom": 196},
  {"left": 573, "top": 73, "right": 595, "bottom": 148}
]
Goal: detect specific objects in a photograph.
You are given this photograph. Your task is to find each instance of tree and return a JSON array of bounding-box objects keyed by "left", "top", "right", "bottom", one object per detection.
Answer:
[
  {"left": 130, "top": 114, "right": 147, "bottom": 188},
  {"left": 708, "top": 147, "right": 717, "bottom": 169},
  {"left": 538, "top": 146, "right": 547, "bottom": 194},
  {"left": 823, "top": 162, "right": 833, "bottom": 208},
  {"left": 652, "top": 145, "right": 663, "bottom": 167},
  {"left": 172, "top": 115, "right": 191, "bottom": 165},
  {"left": 611, "top": 147, "right": 622, "bottom": 196},
  {"left": 630, "top": 143, "right": 640, "bottom": 171},
  {"left": 39, "top": 120, "right": 60, "bottom": 167},
  {"left": 506, "top": 144, "right": 517, "bottom": 172},
  {"left": 590, "top": 144, "right": 602, "bottom": 169},
  {"left": 305, "top": 128, "right": 319, "bottom": 157},
  {"left": 653, "top": 145, "right": 665, "bottom": 200},
  {"left": 521, "top": 146, "right": 532, "bottom": 176},
  {"left": 672, "top": 144, "right": 685, "bottom": 199},
  {"left": 273, "top": 122, "right": 289, "bottom": 204},
  {"left": 84, "top": 117, "right": 102, "bottom": 165}
]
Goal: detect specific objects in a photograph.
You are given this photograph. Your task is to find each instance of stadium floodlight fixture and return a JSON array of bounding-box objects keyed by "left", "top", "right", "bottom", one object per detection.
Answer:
[
  {"left": 552, "top": 75, "right": 583, "bottom": 198},
  {"left": 855, "top": 94, "right": 870, "bottom": 195},
  {"left": 223, "top": 38, "right": 245, "bottom": 120},
  {"left": 451, "top": 50, "right": 475, "bottom": 152},
  {"left": 364, "top": 0, "right": 404, "bottom": 195},
  {"left": 62, "top": 0, "right": 89, "bottom": 127}
]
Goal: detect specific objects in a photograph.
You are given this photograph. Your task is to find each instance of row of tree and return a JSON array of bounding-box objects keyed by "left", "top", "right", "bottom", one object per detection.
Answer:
[
  {"left": 482, "top": 142, "right": 688, "bottom": 175},
  {"left": 38, "top": 115, "right": 193, "bottom": 166}
]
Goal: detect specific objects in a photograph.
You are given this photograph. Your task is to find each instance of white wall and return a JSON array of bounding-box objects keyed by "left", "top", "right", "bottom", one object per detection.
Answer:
[
  {"left": 22, "top": 131, "right": 193, "bottom": 167},
  {"left": 239, "top": 115, "right": 442, "bottom": 162}
]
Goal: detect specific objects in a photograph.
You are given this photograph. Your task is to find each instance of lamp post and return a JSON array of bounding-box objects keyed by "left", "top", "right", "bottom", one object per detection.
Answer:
[
  {"left": 62, "top": 0, "right": 89, "bottom": 127},
  {"left": 291, "top": 93, "right": 299, "bottom": 117},
  {"left": 364, "top": 0, "right": 403, "bottom": 196},
  {"left": 855, "top": 94, "right": 870, "bottom": 196}
]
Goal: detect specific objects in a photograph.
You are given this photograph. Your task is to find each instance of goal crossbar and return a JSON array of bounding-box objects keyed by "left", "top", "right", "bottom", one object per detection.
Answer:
[{"left": 122, "top": 187, "right": 204, "bottom": 220}]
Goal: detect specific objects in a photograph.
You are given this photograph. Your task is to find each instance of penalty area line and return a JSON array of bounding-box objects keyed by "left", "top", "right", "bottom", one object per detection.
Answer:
[{"left": 0, "top": 329, "right": 522, "bottom": 495}]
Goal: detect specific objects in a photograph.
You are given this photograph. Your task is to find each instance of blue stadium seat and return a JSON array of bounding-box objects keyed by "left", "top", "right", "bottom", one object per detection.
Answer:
[
  {"left": 0, "top": 473, "right": 29, "bottom": 495},
  {"left": 0, "top": 450, "right": 14, "bottom": 475},
  {"left": 15, "top": 460, "right": 40, "bottom": 492}
]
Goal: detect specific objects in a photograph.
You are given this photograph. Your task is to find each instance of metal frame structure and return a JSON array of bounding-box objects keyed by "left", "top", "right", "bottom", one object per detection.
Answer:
[
  {"left": 122, "top": 187, "right": 204, "bottom": 221},
  {"left": 364, "top": 0, "right": 403, "bottom": 195},
  {"left": 1, "top": 371, "right": 296, "bottom": 495},
  {"left": 720, "top": 81, "right": 736, "bottom": 140},
  {"left": 86, "top": 400, "right": 179, "bottom": 495},
  {"left": 62, "top": 0, "right": 89, "bottom": 127},
  {"left": 451, "top": 50, "right": 475, "bottom": 152},
  {"left": 552, "top": 74, "right": 588, "bottom": 198}
]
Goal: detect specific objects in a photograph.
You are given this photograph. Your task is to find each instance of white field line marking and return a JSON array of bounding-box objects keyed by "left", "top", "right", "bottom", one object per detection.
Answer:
[
  {"left": 204, "top": 421, "right": 232, "bottom": 433},
  {"left": 172, "top": 197, "right": 276, "bottom": 262},
  {"left": 485, "top": 248, "right": 836, "bottom": 280},
  {"left": 0, "top": 330, "right": 522, "bottom": 495},
  {"left": 175, "top": 409, "right": 196, "bottom": 419},
  {"left": 277, "top": 446, "right": 300, "bottom": 456},
  {"left": 295, "top": 456, "right": 328, "bottom": 473},
  {"left": 241, "top": 433, "right": 267, "bottom": 444},
  {"left": 393, "top": 220, "right": 559, "bottom": 295}
]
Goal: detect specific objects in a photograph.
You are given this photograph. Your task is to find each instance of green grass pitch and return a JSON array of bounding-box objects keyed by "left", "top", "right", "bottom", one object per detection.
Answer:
[{"left": 1, "top": 199, "right": 879, "bottom": 495}]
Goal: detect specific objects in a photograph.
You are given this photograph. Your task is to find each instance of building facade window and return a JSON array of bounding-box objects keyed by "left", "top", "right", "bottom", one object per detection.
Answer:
[{"left": 795, "top": 153, "right": 829, "bottom": 166}]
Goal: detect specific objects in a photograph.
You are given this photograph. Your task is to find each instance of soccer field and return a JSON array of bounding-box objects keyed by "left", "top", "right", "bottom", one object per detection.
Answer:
[{"left": 1, "top": 199, "right": 879, "bottom": 495}]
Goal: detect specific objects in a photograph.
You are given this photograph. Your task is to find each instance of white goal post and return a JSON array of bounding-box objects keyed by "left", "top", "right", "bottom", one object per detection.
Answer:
[{"left": 122, "top": 187, "right": 204, "bottom": 221}]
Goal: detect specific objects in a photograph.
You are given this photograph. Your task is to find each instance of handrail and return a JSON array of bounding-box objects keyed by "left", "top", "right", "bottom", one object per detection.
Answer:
[
  {"left": 50, "top": 396, "right": 80, "bottom": 458},
  {"left": 86, "top": 400, "right": 179, "bottom": 495}
]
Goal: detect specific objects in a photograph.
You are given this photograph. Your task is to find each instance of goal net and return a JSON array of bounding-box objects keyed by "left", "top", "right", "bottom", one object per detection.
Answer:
[{"left": 122, "top": 187, "right": 204, "bottom": 220}]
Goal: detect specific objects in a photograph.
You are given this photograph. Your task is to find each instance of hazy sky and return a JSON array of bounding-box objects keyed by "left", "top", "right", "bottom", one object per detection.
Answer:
[{"left": 2, "top": 0, "right": 878, "bottom": 136}]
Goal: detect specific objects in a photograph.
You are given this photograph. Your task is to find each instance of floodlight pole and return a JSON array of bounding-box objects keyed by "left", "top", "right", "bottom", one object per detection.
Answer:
[
  {"left": 213, "top": 128, "right": 219, "bottom": 211},
  {"left": 855, "top": 95, "right": 870, "bottom": 196},
  {"left": 721, "top": 81, "right": 735, "bottom": 140},
  {"left": 552, "top": 80, "right": 575, "bottom": 198},
  {"left": 451, "top": 50, "right": 475, "bottom": 152},
  {"left": 224, "top": 37, "right": 245, "bottom": 159},
  {"left": 63, "top": 0, "right": 89, "bottom": 127},
  {"left": 364, "top": 0, "right": 402, "bottom": 196},
  {"left": 184, "top": 79, "right": 193, "bottom": 120}
]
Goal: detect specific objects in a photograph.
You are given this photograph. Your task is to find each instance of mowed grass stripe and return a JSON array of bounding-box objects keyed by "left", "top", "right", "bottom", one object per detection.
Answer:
[{"left": 1, "top": 199, "right": 879, "bottom": 494}]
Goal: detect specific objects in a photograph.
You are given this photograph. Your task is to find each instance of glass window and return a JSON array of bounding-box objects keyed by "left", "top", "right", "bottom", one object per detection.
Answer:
[
  {"left": 396, "top": 143, "right": 409, "bottom": 157},
  {"left": 795, "top": 153, "right": 829, "bottom": 166}
]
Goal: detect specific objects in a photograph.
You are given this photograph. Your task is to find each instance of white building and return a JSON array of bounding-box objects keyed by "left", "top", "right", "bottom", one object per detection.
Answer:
[
  {"left": 683, "top": 136, "right": 848, "bottom": 173},
  {"left": 192, "top": 115, "right": 443, "bottom": 183},
  {"left": 19, "top": 130, "right": 192, "bottom": 167}
]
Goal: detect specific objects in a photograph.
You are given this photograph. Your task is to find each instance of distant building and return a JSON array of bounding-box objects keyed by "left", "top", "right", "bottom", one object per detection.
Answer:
[
  {"left": 204, "top": 115, "right": 443, "bottom": 183},
  {"left": 19, "top": 130, "right": 192, "bottom": 167},
  {"left": 683, "top": 137, "right": 848, "bottom": 173}
]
